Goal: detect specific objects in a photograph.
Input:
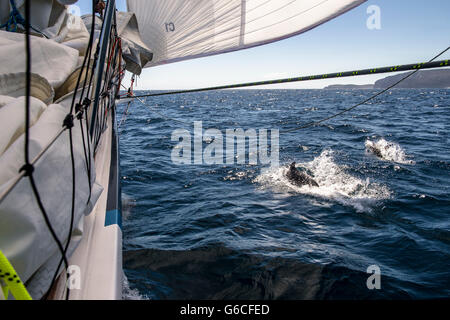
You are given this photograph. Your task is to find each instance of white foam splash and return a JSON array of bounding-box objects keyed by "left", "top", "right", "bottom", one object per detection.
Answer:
[
  {"left": 254, "top": 150, "right": 391, "bottom": 212},
  {"left": 122, "top": 273, "right": 146, "bottom": 300},
  {"left": 365, "top": 138, "right": 415, "bottom": 164},
  {"left": 224, "top": 169, "right": 256, "bottom": 181}
]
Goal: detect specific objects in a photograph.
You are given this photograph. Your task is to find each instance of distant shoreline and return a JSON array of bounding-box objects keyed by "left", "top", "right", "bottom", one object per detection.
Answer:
[{"left": 324, "top": 69, "right": 450, "bottom": 89}]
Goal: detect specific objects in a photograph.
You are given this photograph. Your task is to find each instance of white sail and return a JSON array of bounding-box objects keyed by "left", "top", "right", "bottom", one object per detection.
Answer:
[{"left": 127, "top": 0, "right": 366, "bottom": 67}]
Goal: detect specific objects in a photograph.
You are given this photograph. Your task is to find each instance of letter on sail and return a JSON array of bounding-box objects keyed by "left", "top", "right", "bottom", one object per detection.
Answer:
[{"left": 126, "top": 0, "right": 366, "bottom": 67}]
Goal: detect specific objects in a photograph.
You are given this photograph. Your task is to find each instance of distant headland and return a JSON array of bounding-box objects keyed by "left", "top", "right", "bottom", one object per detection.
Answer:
[{"left": 324, "top": 69, "right": 450, "bottom": 89}]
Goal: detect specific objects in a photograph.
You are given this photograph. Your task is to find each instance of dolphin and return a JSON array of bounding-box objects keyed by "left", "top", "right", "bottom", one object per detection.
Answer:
[
  {"left": 367, "top": 144, "right": 383, "bottom": 158},
  {"left": 366, "top": 141, "right": 393, "bottom": 159},
  {"left": 286, "top": 162, "right": 319, "bottom": 187}
]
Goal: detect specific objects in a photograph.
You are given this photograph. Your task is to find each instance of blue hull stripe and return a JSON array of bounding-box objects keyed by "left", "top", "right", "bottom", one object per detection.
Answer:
[{"left": 105, "top": 209, "right": 122, "bottom": 229}]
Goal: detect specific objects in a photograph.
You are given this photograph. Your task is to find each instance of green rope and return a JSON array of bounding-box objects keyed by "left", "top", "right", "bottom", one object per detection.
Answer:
[
  {"left": 0, "top": 250, "right": 32, "bottom": 300},
  {"left": 128, "top": 59, "right": 449, "bottom": 99}
]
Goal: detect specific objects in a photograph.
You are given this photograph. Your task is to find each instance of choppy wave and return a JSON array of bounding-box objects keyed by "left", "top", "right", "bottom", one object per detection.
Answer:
[
  {"left": 254, "top": 150, "right": 391, "bottom": 212},
  {"left": 123, "top": 245, "right": 411, "bottom": 300},
  {"left": 365, "top": 138, "right": 415, "bottom": 164},
  {"left": 119, "top": 89, "right": 450, "bottom": 299}
]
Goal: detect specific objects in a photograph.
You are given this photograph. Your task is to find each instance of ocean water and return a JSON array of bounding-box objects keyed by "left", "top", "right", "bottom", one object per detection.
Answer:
[{"left": 117, "top": 89, "right": 450, "bottom": 300}]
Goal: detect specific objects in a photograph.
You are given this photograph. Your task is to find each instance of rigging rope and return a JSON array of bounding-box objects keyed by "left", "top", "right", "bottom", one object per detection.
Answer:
[
  {"left": 127, "top": 59, "right": 449, "bottom": 99},
  {"left": 22, "top": 0, "right": 68, "bottom": 300},
  {"left": 282, "top": 46, "right": 450, "bottom": 132}
]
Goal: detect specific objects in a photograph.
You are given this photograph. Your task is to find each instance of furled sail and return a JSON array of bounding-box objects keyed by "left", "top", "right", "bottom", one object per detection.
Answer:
[{"left": 127, "top": 0, "right": 366, "bottom": 68}]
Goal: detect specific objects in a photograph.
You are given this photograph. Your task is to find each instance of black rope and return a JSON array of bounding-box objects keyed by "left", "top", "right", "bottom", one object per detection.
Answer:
[
  {"left": 76, "top": 5, "right": 98, "bottom": 204},
  {"left": 44, "top": 0, "right": 98, "bottom": 300},
  {"left": 282, "top": 46, "right": 450, "bottom": 133},
  {"left": 43, "top": 114, "right": 77, "bottom": 300},
  {"left": 92, "top": 16, "right": 122, "bottom": 152},
  {"left": 78, "top": 106, "right": 92, "bottom": 202},
  {"left": 23, "top": 0, "right": 31, "bottom": 166},
  {"left": 64, "top": 127, "right": 76, "bottom": 300},
  {"left": 128, "top": 59, "right": 449, "bottom": 99},
  {"left": 23, "top": 0, "right": 69, "bottom": 300},
  {"left": 89, "top": 0, "right": 116, "bottom": 141},
  {"left": 82, "top": 13, "right": 98, "bottom": 160}
]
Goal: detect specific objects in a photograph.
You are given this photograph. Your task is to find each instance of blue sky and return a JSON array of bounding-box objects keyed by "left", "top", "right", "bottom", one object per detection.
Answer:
[{"left": 75, "top": 0, "right": 450, "bottom": 89}]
